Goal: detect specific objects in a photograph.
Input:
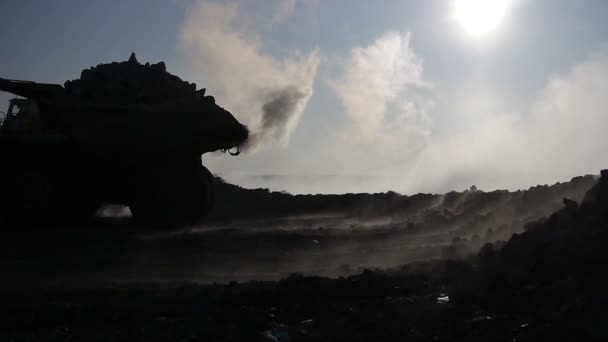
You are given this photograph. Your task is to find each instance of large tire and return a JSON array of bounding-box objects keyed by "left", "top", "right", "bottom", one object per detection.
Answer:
[{"left": 128, "top": 163, "right": 214, "bottom": 227}]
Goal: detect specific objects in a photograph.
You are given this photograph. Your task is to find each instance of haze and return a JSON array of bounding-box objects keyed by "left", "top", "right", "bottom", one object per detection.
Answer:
[{"left": 2, "top": 0, "right": 608, "bottom": 194}]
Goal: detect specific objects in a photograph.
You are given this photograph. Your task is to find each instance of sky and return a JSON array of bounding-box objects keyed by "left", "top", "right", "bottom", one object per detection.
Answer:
[{"left": 2, "top": 0, "right": 608, "bottom": 195}]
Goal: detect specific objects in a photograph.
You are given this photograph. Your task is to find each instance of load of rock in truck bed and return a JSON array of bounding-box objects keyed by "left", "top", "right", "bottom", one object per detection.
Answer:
[{"left": 64, "top": 53, "right": 207, "bottom": 105}]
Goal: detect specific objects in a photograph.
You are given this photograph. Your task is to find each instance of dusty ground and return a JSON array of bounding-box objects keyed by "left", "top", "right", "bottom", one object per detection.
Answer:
[
  {"left": 2, "top": 259, "right": 606, "bottom": 342},
  {"left": 1, "top": 217, "right": 606, "bottom": 341},
  {"left": 1, "top": 174, "right": 604, "bottom": 341},
  {"left": 0, "top": 214, "right": 487, "bottom": 287}
]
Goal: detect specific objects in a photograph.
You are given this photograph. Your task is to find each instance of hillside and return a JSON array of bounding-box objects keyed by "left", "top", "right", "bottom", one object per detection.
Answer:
[
  {"left": 210, "top": 175, "right": 597, "bottom": 222},
  {"left": 206, "top": 174, "right": 598, "bottom": 257},
  {"left": 4, "top": 171, "right": 608, "bottom": 341}
]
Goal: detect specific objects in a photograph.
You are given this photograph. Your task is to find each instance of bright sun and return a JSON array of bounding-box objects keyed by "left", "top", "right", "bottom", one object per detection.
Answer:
[{"left": 453, "top": 0, "right": 509, "bottom": 37}]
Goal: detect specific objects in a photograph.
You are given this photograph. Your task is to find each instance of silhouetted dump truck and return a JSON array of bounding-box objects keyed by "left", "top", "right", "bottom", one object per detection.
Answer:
[{"left": 0, "top": 54, "right": 248, "bottom": 226}]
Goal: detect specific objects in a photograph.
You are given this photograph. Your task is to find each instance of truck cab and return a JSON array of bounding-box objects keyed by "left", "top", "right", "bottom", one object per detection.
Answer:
[{"left": 1, "top": 98, "right": 42, "bottom": 133}]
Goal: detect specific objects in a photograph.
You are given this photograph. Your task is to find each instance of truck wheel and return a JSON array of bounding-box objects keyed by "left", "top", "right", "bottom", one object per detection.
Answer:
[{"left": 129, "top": 164, "right": 214, "bottom": 227}]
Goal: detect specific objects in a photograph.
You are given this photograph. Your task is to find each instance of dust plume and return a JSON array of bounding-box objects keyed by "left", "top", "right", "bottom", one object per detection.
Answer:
[{"left": 179, "top": 0, "right": 320, "bottom": 152}]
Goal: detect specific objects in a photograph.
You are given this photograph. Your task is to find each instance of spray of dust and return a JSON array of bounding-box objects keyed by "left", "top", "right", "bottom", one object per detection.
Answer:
[
  {"left": 244, "top": 86, "right": 310, "bottom": 150},
  {"left": 179, "top": 1, "right": 320, "bottom": 152}
]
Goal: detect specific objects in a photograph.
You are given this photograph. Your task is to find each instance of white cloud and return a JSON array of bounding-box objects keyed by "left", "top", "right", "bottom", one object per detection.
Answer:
[
  {"left": 208, "top": 30, "right": 436, "bottom": 194},
  {"left": 240, "top": 45, "right": 608, "bottom": 194},
  {"left": 273, "top": 0, "right": 297, "bottom": 24},
  {"left": 310, "top": 31, "right": 435, "bottom": 185},
  {"left": 523, "top": 49, "right": 608, "bottom": 174},
  {"left": 330, "top": 32, "right": 428, "bottom": 140},
  {"left": 180, "top": 4, "right": 608, "bottom": 195},
  {"left": 408, "top": 48, "right": 608, "bottom": 192},
  {"left": 179, "top": 0, "right": 320, "bottom": 151},
  {"left": 273, "top": 0, "right": 320, "bottom": 24}
]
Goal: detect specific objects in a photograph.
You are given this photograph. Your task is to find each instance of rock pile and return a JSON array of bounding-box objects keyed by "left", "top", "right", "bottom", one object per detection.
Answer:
[
  {"left": 484, "top": 169, "right": 608, "bottom": 284},
  {"left": 64, "top": 53, "right": 207, "bottom": 105}
]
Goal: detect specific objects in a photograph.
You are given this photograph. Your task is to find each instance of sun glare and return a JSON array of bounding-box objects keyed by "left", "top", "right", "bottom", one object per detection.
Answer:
[{"left": 453, "top": 0, "right": 508, "bottom": 37}]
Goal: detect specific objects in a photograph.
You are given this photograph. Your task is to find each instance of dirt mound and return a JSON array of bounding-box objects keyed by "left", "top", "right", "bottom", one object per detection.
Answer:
[
  {"left": 64, "top": 53, "right": 207, "bottom": 105},
  {"left": 482, "top": 170, "right": 608, "bottom": 281}
]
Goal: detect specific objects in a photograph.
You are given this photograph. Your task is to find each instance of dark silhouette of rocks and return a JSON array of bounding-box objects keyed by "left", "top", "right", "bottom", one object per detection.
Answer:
[
  {"left": 2, "top": 170, "right": 608, "bottom": 341},
  {"left": 210, "top": 175, "right": 597, "bottom": 221},
  {"left": 0, "top": 54, "right": 248, "bottom": 225},
  {"left": 128, "top": 52, "right": 138, "bottom": 64},
  {"left": 494, "top": 169, "right": 608, "bottom": 277},
  {"left": 208, "top": 174, "right": 597, "bottom": 247},
  {"left": 64, "top": 53, "right": 206, "bottom": 105}
]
